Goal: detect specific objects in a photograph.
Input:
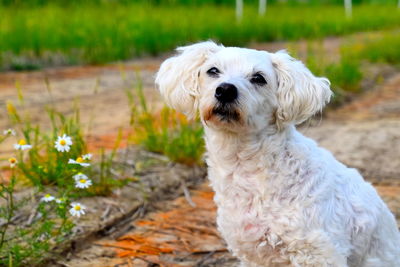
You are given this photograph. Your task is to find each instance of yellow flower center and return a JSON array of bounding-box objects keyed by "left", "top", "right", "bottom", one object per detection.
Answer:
[
  {"left": 45, "top": 194, "right": 51, "bottom": 198},
  {"left": 8, "top": 157, "right": 16, "bottom": 164},
  {"left": 18, "top": 139, "right": 26, "bottom": 145},
  {"left": 79, "top": 179, "right": 86, "bottom": 184},
  {"left": 59, "top": 139, "right": 66, "bottom": 145},
  {"left": 76, "top": 157, "right": 84, "bottom": 163},
  {"left": 74, "top": 205, "right": 81, "bottom": 211}
]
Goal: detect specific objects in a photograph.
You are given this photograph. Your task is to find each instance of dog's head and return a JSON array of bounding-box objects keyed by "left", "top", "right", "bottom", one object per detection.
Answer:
[{"left": 156, "top": 41, "right": 332, "bottom": 133}]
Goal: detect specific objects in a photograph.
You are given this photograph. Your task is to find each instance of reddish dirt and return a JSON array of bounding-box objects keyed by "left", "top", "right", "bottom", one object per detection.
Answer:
[
  {"left": 58, "top": 185, "right": 237, "bottom": 267},
  {"left": 100, "top": 188, "right": 225, "bottom": 266}
]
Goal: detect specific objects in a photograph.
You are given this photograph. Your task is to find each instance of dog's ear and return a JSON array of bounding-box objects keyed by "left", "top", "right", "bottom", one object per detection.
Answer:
[
  {"left": 271, "top": 51, "right": 332, "bottom": 126},
  {"left": 155, "top": 41, "right": 222, "bottom": 119}
]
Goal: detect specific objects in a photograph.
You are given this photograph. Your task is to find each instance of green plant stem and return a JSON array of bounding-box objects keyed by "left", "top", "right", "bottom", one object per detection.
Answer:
[{"left": 0, "top": 177, "right": 16, "bottom": 251}]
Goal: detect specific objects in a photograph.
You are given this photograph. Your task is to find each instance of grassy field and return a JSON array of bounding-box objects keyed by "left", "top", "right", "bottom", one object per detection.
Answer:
[
  {"left": 342, "top": 31, "right": 400, "bottom": 65},
  {"left": 1, "top": 3, "right": 400, "bottom": 70}
]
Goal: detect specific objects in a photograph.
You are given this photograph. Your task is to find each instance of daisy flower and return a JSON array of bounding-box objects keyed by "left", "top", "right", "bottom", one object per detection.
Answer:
[
  {"left": 14, "top": 139, "right": 32, "bottom": 150},
  {"left": 82, "top": 153, "right": 92, "bottom": 160},
  {"left": 69, "top": 203, "right": 86, "bottom": 217},
  {"left": 41, "top": 194, "right": 55, "bottom": 202},
  {"left": 8, "top": 157, "right": 17, "bottom": 168},
  {"left": 75, "top": 178, "right": 92, "bottom": 189},
  {"left": 73, "top": 172, "right": 89, "bottom": 182},
  {"left": 55, "top": 134, "right": 72, "bottom": 152},
  {"left": 3, "top": 129, "right": 16, "bottom": 136},
  {"left": 68, "top": 157, "right": 90, "bottom": 167}
]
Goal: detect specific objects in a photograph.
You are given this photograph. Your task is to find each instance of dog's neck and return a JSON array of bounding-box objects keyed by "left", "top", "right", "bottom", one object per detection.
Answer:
[
  {"left": 203, "top": 124, "right": 316, "bottom": 201},
  {"left": 204, "top": 124, "right": 294, "bottom": 166}
]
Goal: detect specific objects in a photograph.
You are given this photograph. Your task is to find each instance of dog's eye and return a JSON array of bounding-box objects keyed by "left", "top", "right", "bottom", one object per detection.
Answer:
[
  {"left": 250, "top": 73, "right": 267, "bottom": 85},
  {"left": 207, "top": 67, "right": 220, "bottom": 77}
]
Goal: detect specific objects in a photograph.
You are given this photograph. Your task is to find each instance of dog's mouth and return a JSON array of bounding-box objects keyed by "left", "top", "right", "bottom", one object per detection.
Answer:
[{"left": 211, "top": 104, "right": 240, "bottom": 122}]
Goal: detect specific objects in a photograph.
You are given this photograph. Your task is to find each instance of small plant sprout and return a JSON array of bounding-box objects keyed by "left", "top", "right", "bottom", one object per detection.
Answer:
[
  {"left": 73, "top": 172, "right": 89, "bottom": 182},
  {"left": 69, "top": 203, "right": 86, "bottom": 217},
  {"left": 14, "top": 139, "right": 32, "bottom": 150},
  {"left": 41, "top": 194, "right": 55, "bottom": 202},
  {"left": 55, "top": 197, "right": 67, "bottom": 204},
  {"left": 3, "top": 128, "right": 16, "bottom": 136},
  {"left": 82, "top": 153, "right": 92, "bottom": 160},
  {"left": 75, "top": 178, "right": 92, "bottom": 189},
  {"left": 68, "top": 157, "right": 90, "bottom": 167},
  {"left": 8, "top": 157, "right": 17, "bottom": 168},
  {"left": 55, "top": 134, "right": 73, "bottom": 152}
]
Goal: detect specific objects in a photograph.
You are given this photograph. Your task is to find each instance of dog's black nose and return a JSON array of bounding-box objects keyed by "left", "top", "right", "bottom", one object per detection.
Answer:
[{"left": 215, "top": 83, "right": 238, "bottom": 104}]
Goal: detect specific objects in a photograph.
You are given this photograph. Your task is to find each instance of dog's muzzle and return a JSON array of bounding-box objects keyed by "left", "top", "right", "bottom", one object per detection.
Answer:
[{"left": 211, "top": 83, "right": 240, "bottom": 122}]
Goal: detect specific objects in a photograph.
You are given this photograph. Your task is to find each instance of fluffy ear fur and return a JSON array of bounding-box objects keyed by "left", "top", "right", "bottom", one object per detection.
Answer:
[
  {"left": 271, "top": 51, "right": 332, "bottom": 126},
  {"left": 155, "top": 41, "right": 222, "bottom": 119}
]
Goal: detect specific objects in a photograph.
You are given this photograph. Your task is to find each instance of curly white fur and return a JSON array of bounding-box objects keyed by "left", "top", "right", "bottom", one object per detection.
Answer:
[{"left": 156, "top": 41, "right": 400, "bottom": 267}]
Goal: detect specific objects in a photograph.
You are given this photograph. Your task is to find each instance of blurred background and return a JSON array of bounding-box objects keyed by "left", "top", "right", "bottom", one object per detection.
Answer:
[{"left": 0, "top": 0, "right": 399, "bottom": 71}]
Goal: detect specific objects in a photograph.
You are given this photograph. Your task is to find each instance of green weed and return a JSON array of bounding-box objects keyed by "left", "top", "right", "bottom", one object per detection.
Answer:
[
  {"left": 0, "top": 85, "right": 129, "bottom": 266},
  {"left": 0, "top": 133, "right": 74, "bottom": 267},
  {"left": 126, "top": 76, "right": 204, "bottom": 166},
  {"left": 7, "top": 101, "right": 88, "bottom": 188}
]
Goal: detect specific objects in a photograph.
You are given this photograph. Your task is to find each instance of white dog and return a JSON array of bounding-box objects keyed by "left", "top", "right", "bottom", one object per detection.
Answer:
[{"left": 155, "top": 41, "right": 400, "bottom": 267}]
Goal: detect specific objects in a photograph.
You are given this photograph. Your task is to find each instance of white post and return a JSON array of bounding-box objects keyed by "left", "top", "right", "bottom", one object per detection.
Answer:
[
  {"left": 259, "top": 0, "right": 267, "bottom": 15},
  {"left": 236, "top": 0, "right": 243, "bottom": 21},
  {"left": 344, "top": 0, "right": 352, "bottom": 18}
]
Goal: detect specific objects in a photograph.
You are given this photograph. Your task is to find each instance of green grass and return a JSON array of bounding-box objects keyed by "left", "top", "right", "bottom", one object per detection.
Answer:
[
  {"left": 1, "top": 4, "right": 400, "bottom": 70},
  {"left": 300, "top": 41, "right": 364, "bottom": 103},
  {"left": 342, "top": 31, "right": 400, "bottom": 65}
]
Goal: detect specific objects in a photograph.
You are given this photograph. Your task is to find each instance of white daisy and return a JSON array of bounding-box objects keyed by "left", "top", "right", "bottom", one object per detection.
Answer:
[
  {"left": 41, "top": 194, "right": 55, "bottom": 202},
  {"left": 75, "top": 178, "right": 92, "bottom": 189},
  {"left": 69, "top": 203, "right": 86, "bottom": 217},
  {"left": 14, "top": 139, "right": 32, "bottom": 150},
  {"left": 82, "top": 153, "right": 92, "bottom": 160},
  {"left": 73, "top": 172, "right": 89, "bottom": 182},
  {"left": 55, "top": 134, "right": 72, "bottom": 152},
  {"left": 8, "top": 157, "right": 17, "bottom": 168},
  {"left": 68, "top": 157, "right": 90, "bottom": 167},
  {"left": 3, "top": 129, "right": 16, "bottom": 136}
]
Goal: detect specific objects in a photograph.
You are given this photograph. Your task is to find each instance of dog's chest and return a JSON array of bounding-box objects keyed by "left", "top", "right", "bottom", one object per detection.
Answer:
[
  {"left": 212, "top": 168, "right": 283, "bottom": 240},
  {"left": 215, "top": 189, "right": 267, "bottom": 244},
  {"left": 210, "top": 166, "right": 304, "bottom": 263}
]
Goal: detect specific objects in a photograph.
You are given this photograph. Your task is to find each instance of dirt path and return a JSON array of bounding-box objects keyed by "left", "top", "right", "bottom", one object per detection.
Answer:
[{"left": 0, "top": 37, "right": 347, "bottom": 156}]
